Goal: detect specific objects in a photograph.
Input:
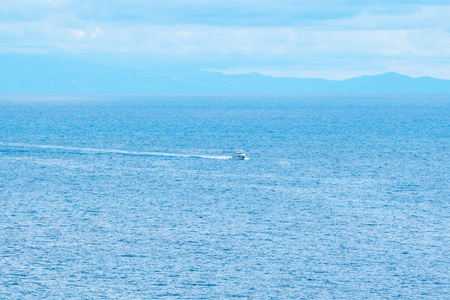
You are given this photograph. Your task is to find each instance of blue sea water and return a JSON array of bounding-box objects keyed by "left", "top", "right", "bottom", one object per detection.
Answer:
[{"left": 0, "top": 94, "right": 449, "bottom": 299}]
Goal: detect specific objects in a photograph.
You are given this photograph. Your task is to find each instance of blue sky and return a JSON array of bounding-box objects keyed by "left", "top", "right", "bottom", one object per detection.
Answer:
[{"left": 1, "top": 0, "right": 450, "bottom": 79}]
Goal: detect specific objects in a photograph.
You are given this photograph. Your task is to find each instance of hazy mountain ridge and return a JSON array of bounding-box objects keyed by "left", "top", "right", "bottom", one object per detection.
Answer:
[{"left": 1, "top": 55, "right": 450, "bottom": 93}]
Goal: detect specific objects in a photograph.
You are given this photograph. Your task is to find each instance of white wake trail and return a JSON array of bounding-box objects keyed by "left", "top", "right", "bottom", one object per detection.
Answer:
[{"left": 0, "top": 143, "right": 232, "bottom": 160}]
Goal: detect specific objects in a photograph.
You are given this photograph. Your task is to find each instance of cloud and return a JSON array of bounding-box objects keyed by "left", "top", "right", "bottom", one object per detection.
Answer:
[
  {"left": 91, "top": 28, "right": 102, "bottom": 39},
  {"left": 1, "top": 1, "right": 450, "bottom": 78},
  {"left": 324, "top": 5, "right": 450, "bottom": 30},
  {"left": 72, "top": 29, "right": 85, "bottom": 38},
  {"left": 4, "top": 0, "right": 446, "bottom": 27},
  {"left": 71, "top": 27, "right": 104, "bottom": 40},
  {"left": 2, "top": 20, "right": 450, "bottom": 57}
]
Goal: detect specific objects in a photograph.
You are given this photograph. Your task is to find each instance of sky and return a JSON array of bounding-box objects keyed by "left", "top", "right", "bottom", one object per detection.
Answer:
[{"left": 1, "top": 0, "right": 450, "bottom": 79}]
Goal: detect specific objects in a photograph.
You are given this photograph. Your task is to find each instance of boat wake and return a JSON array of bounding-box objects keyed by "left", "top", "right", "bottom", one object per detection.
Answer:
[{"left": 0, "top": 143, "right": 232, "bottom": 160}]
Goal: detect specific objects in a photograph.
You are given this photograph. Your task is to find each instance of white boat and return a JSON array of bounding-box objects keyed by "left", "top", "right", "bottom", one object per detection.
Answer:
[{"left": 232, "top": 152, "right": 246, "bottom": 160}]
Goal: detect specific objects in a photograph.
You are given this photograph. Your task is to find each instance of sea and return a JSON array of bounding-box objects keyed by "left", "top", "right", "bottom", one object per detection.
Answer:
[{"left": 0, "top": 93, "right": 449, "bottom": 299}]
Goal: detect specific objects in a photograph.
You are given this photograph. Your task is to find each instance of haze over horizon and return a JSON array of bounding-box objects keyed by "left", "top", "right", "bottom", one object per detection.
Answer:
[{"left": 1, "top": 0, "right": 450, "bottom": 81}]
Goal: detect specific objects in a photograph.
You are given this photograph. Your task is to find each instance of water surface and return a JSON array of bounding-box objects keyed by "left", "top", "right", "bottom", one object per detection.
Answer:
[{"left": 0, "top": 94, "right": 449, "bottom": 298}]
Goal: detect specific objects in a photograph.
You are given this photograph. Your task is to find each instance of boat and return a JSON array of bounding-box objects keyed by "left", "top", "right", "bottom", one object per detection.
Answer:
[{"left": 232, "top": 152, "right": 246, "bottom": 160}]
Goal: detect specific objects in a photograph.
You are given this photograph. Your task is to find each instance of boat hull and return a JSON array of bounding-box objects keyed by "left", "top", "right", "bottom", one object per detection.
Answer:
[{"left": 232, "top": 152, "right": 246, "bottom": 160}]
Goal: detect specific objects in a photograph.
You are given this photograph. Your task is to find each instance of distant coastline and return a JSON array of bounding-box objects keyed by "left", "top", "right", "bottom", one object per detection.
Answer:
[{"left": 2, "top": 55, "right": 450, "bottom": 93}]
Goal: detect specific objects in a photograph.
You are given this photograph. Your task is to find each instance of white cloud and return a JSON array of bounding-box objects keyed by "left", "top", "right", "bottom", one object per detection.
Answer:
[
  {"left": 324, "top": 5, "right": 450, "bottom": 30},
  {"left": 1, "top": 1, "right": 450, "bottom": 78},
  {"left": 2, "top": 20, "right": 450, "bottom": 58},
  {"left": 72, "top": 29, "right": 85, "bottom": 38},
  {"left": 91, "top": 28, "right": 102, "bottom": 39}
]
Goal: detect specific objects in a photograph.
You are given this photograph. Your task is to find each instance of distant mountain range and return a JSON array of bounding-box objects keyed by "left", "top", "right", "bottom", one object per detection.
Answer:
[{"left": 1, "top": 54, "right": 450, "bottom": 93}]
